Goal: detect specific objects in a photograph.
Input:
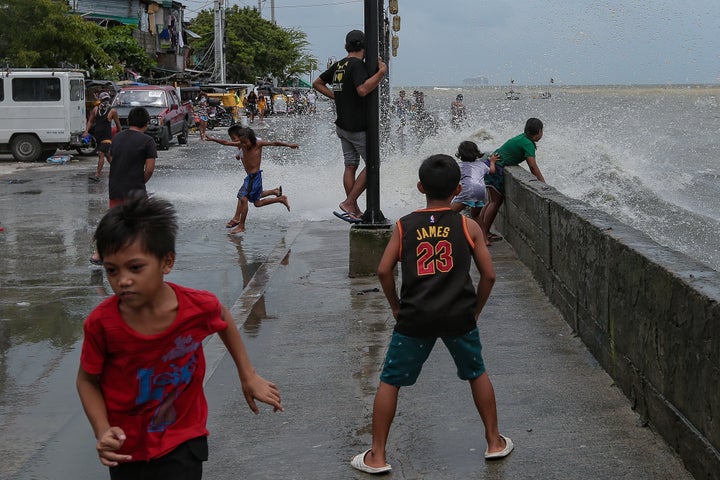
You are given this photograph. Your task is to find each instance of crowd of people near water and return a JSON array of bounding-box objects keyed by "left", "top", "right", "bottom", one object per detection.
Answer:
[{"left": 75, "top": 26, "right": 550, "bottom": 480}]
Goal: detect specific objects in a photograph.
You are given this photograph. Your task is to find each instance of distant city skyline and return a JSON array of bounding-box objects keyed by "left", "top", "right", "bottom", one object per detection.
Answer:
[{"left": 182, "top": 0, "right": 720, "bottom": 86}]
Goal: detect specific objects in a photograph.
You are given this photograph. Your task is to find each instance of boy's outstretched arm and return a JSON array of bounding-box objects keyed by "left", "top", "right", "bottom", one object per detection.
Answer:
[
  {"left": 259, "top": 140, "right": 299, "bottom": 149},
  {"left": 467, "top": 220, "right": 496, "bottom": 319},
  {"left": 377, "top": 227, "right": 401, "bottom": 319},
  {"left": 205, "top": 135, "right": 241, "bottom": 147},
  {"left": 76, "top": 367, "right": 133, "bottom": 466},
  {"left": 218, "top": 306, "right": 284, "bottom": 413}
]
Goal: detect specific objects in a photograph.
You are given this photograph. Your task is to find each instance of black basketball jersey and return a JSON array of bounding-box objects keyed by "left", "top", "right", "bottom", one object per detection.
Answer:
[{"left": 395, "top": 208, "right": 477, "bottom": 338}]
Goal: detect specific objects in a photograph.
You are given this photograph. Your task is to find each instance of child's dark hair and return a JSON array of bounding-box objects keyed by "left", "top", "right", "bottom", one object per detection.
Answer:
[
  {"left": 418, "top": 154, "right": 461, "bottom": 200},
  {"left": 456, "top": 140, "right": 483, "bottom": 162},
  {"left": 239, "top": 127, "right": 257, "bottom": 146},
  {"left": 228, "top": 124, "right": 243, "bottom": 138},
  {"left": 94, "top": 193, "right": 178, "bottom": 260},
  {"left": 127, "top": 107, "right": 150, "bottom": 128},
  {"left": 524, "top": 117, "right": 543, "bottom": 136}
]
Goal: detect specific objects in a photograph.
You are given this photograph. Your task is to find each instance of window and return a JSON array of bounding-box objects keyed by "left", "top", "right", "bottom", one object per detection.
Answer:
[
  {"left": 12, "top": 77, "right": 62, "bottom": 102},
  {"left": 70, "top": 79, "right": 84, "bottom": 101}
]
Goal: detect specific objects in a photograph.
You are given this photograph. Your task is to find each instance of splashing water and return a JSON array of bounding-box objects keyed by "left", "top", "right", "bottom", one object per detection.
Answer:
[{"left": 157, "top": 84, "right": 720, "bottom": 272}]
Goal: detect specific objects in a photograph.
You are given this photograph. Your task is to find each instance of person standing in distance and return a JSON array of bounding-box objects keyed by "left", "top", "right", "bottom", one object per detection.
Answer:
[
  {"left": 84, "top": 91, "right": 120, "bottom": 182},
  {"left": 313, "top": 30, "right": 388, "bottom": 221}
]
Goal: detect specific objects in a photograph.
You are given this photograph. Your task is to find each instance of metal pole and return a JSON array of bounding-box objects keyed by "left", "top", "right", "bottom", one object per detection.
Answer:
[
  {"left": 214, "top": 0, "right": 226, "bottom": 83},
  {"left": 362, "top": 0, "right": 385, "bottom": 224}
]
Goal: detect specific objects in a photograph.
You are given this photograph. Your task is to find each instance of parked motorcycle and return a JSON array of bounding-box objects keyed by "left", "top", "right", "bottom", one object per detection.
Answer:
[{"left": 206, "top": 104, "right": 234, "bottom": 129}]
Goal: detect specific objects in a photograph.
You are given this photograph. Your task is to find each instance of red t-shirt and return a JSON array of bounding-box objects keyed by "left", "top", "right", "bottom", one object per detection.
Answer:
[{"left": 80, "top": 283, "right": 228, "bottom": 461}]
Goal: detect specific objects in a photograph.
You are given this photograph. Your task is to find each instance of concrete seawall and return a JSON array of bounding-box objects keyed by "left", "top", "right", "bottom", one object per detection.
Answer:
[{"left": 496, "top": 167, "right": 720, "bottom": 480}]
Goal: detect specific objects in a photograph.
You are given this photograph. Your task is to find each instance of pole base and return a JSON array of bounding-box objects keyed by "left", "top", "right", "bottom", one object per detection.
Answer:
[{"left": 348, "top": 223, "right": 393, "bottom": 277}]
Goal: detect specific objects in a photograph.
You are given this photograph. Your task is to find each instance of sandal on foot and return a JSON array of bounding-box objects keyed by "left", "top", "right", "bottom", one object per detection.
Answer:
[
  {"left": 488, "top": 232, "right": 504, "bottom": 242},
  {"left": 485, "top": 434, "right": 514, "bottom": 460},
  {"left": 350, "top": 449, "right": 391, "bottom": 474},
  {"left": 226, "top": 219, "right": 241, "bottom": 228}
]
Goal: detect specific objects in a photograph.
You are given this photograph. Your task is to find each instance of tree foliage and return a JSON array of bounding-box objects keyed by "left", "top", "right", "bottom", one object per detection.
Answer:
[
  {"left": 0, "top": 0, "right": 153, "bottom": 79},
  {"left": 188, "top": 6, "right": 316, "bottom": 83},
  {"left": 0, "top": 1, "right": 315, "bottom": 83},
  {"left": 99, "top": 25, "right": 157, "bottom": 77},
  {"left": 0, "top": 0, "right": 104, "bottom": 69}
]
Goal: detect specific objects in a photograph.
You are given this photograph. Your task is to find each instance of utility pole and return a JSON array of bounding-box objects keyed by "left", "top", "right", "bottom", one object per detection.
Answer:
[
  {"left": 258, "top": 0, "right": 276, "bottom": 23},
  {"left": 214, "top": 0, "right": 226, "bottom": 83},
  {"left": 361, "top": 0, "right": 385, "bottom": 224},
  {"left": 348, "top": 0, "right": 392, "bottom": 277}
]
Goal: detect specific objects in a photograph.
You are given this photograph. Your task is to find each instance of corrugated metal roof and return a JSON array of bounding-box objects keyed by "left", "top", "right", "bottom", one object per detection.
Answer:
[{"left": 74, "top": 0, "right": 142, "bottom": 19}]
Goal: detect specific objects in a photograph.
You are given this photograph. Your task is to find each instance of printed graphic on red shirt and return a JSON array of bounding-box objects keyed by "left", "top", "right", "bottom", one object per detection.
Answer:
[{"left": 135, "top": 335, "right": 201, "bottom": 432}]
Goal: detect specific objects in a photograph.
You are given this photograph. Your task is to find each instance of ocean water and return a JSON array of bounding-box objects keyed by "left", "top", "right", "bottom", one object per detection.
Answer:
[{"left": 409, "top": 84, "right": 720, "bottom": 272}]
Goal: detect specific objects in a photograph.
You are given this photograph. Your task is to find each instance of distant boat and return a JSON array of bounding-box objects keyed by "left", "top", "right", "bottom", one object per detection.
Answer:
[
  {"left": 505, "top": 78, "right": 520, "bottom": 100},
  {"left": 534, "top": 78, "right": 554, "bottom": 99}
]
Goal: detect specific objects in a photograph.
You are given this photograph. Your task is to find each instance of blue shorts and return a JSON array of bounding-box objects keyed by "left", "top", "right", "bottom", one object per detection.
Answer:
[
  {"left": 380, "top": 328, "right": 486, "bottom": 387},
  {"left": 237, "top": 170, "right": 263, "bottom": 202}
]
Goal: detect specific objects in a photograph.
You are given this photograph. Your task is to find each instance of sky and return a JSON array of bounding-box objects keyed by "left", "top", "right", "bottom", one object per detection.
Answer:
[{"left": 181, "top": 0, "right": 720, "bottom": 87}]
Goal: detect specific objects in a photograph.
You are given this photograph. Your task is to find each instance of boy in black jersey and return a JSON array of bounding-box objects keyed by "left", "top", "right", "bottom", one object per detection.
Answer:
[{"left": 350, "top": 154, "right": 513, "bottom": 474}]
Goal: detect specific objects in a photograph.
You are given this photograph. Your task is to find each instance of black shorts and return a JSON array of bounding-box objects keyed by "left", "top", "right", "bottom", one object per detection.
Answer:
[
  {"left": 98, "top": 141, "right": 112, "bottom": 154},
  {"left": 109, "top": 436, "right": 208, "bottom": 480}
]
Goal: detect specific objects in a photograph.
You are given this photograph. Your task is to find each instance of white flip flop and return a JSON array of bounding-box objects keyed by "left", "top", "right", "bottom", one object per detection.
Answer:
[
  {"left": 484, "top": 434, "right": 514, "bottom": 460},
  {"left": 350, "top": 449, "right": 392, "bottom": 474}
]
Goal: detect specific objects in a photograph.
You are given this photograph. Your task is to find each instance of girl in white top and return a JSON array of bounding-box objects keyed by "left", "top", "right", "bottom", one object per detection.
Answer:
[{"left": 451, "top": 140, "right": 497, "bottom": 245}]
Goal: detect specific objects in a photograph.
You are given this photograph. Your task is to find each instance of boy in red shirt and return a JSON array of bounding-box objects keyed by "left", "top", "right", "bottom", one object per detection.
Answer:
[{"left": 77, "top": 194, "right": 282, "bottom": 479}]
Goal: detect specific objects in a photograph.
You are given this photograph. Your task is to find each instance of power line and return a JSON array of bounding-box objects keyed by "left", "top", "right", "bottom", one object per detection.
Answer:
[{"left": 274, "top": 0, "right": 361, "bottom": 8}]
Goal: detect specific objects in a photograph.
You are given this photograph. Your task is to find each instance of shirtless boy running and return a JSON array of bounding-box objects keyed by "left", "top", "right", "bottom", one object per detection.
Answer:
[{"left": 206, "top": 126, "right": 296, "bottom": 234}]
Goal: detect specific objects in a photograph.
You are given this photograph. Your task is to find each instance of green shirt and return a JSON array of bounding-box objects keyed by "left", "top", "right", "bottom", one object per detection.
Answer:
[{"left": 495, "top": 133, "right": 536, "bottom": 167}]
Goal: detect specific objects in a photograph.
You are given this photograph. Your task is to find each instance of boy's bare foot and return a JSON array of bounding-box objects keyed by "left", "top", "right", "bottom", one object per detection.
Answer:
[
  {"left": 229, "top": 225, "right": 246, "bottom": 234},
  {"left": 279, "top": 195, "right": 290, "bottom": 212}
]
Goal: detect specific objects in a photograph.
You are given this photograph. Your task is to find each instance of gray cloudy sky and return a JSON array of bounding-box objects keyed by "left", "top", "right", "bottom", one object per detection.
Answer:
[{"left": 183, "top": 0, "right": 720, "bottom": 86}]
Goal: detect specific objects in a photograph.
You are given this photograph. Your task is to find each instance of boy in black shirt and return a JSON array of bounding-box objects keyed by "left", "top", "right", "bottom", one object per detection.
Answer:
[{"left": 351, "top": 154, "right": 513, "bottom": 474}]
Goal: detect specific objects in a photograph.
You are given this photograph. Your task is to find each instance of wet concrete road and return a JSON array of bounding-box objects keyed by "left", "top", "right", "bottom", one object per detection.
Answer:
[{"left": 0, "top": 124, "right": 694, "bottom": 479}]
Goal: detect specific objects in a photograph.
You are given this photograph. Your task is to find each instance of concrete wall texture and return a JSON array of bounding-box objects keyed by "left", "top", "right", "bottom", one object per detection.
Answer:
[{"left": 496, "top": 167, "right": 720, "bottom": 480}]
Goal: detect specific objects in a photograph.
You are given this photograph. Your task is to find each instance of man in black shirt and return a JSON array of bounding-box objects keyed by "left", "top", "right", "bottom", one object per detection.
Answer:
[
  {"left": 108, "top": 107, "right": 157, "bottom": 208},
  {"left": 313, "top": 30, "right": 387, "bottom": 221},
  {"left": 90, "top": 107, "right": 156, "bottom": 266}
]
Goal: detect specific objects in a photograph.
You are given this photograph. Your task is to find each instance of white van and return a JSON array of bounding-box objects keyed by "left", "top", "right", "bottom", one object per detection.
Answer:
[{"left": 0, "top": 69, "right": 87, "bottom": 162}]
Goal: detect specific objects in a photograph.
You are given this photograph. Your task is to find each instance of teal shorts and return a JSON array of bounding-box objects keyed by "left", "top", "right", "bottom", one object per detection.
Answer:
[{"left": 380, "top": 328, "right": 486, "bottom": 387}]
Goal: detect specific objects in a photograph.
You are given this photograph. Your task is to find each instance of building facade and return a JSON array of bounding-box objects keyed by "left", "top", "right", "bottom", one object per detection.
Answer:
[{"left": 68, "top": 0, "right": 188, "bottom": 77}]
